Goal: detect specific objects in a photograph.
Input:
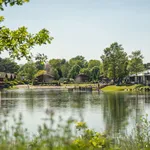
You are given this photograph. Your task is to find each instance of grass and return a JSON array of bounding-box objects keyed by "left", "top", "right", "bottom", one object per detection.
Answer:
[
  {"left": 101, "top": 84, "right": 142, "bottom": 92},
  {"left": 0, "top": 111, "right": 150, "bottom": 150},
  {"left": 61, "top": 83, "right": 97, "bottom": 88}
]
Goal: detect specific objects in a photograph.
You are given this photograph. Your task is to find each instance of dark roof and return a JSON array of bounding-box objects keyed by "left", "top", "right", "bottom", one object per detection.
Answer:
[{"left": 36, "top": 73, "right": 54, "bottom": 78}]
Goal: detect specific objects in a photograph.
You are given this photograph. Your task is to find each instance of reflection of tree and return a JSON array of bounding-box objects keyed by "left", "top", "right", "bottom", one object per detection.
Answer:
[
  {"left": 127, "top": 93, "right": 145, "bottom": 124},
  {"left": 0, "top": 90, "right": 19, "bottom": 115},
  {"left": 102, "top": 93, "right": 131, "bottom": 135}
]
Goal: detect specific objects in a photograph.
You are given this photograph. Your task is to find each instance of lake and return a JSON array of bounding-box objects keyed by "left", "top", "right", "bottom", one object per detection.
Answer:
[{"left": 0, "top": 89, "right": 150, "bottom": 136}]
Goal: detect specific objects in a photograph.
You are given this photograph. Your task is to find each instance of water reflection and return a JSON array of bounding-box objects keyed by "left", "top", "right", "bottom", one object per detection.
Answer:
[{"left": 0, "top": 89, "right": 149, "bottom": 135}]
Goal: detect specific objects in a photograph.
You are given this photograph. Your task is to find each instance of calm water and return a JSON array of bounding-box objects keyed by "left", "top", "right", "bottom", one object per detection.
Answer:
[{"left": 0, "top": 89, "right": 150, "bottom": 135}]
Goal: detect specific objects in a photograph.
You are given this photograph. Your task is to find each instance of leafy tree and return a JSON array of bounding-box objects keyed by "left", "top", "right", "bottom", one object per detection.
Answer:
[
  {"left": 88, "top": 60, "right": 100, "bottom": 69},
  {"left": 128, "top": 50, "right": 144, "bottom": 75},
  {"left": 61, "top": 62, "right": 70, "bottom": 78},
  {"left": 49, "top": 59, "right": 62, "bottom": 68},
  {"left": 0, "top": 0, "right": 53, "bottom": 60},
  {"left": 49, "top": 59, "right": 67, "bottom": 78},
  {"left": 18, "top": 61, "right": 37, "bottom": 84},
  {"left": 90, "top": 66, "right": 100, "bottom": 81},
  {"left": 0, "top": 0, "right": 29, "bottom": 11},
  {"left": 101, "top": 42, "right": 128, "bottom": 83},
  {"left": 0, "top": 57, "right": 20, "bottom": 73},
  {"left": 69, "top": 56, "right": 87, "bottom": 69},
  {"left": 35, "top": 53, "right": 48, "bottom": 64},
  {"left": 68, "top": 65, "right": 81, "bottom": 79},
  {"left": 51, "top": 68, "right": 59, "bottom": 80},
  {"left": 80, "top": 68, "right": 90, "bottom": 77},
  {"left": 35, "top": 53, "right": 48, "bottom": 70}
]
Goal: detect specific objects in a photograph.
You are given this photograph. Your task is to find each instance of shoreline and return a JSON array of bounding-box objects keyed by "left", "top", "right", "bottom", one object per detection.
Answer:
[{"left": 14, "top": 84, "right": 100, "bottom": 92}]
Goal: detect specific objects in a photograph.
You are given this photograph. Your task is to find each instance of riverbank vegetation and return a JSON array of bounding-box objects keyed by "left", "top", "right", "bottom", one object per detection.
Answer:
[
  {"left": 1, "top": 0, "right": 150, "bottom": 90},
  {"left": 101, "top": 84, "right": 150, "bottom": 92},
  {"left": 0, "top": 112, "right": 150, "bottom": 150},
  {"left": 0, "top": 50, "right": 149, "bottom": 88}
]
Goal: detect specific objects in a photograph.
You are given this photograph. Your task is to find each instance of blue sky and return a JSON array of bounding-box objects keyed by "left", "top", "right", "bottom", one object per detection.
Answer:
[{"left": 1, "top": 0, "right": 150, "bottom": 63}]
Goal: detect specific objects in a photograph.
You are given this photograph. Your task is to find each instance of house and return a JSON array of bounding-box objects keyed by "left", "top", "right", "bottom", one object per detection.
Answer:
[
  {"left": 127, "top": 69, "right": 150, "bottom": 85},
  {"left": 0, "top": 72, "right": 16, "bottom": 88},
  {"left": 35, "top": 73, "right": 54, "bottom": 83},
  {"left": 75, "top": 74, "right": 89, "bottom": 83}
]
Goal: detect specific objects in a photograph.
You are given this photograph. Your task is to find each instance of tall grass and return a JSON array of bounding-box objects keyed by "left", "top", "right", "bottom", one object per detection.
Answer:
[{"left": 0, "top": 111, "right": 150, "bottom": 149}]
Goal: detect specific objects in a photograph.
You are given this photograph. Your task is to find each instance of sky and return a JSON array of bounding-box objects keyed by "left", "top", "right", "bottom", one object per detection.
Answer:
[{"left": 1, "top": 0, "right": 150, "bottom": 63}]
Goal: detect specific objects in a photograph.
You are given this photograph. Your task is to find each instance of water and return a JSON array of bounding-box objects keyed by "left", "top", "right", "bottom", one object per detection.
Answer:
[{"left": 0, "top": 89, "right": 150, "bottom": 136}]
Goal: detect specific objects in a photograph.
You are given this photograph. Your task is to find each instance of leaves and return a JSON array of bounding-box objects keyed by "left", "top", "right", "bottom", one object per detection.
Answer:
[
  {"left": 128, "top": 50, "right": 144, "bottom": 75},
  {"left": 0, "top": 26, "right": 53, "bottom": 60},
  {"left": 0, "top": 0, "right": 29, "bottom": 11},
  {"left": 101, "top": 42, "right": 128, "bottom": 82}
]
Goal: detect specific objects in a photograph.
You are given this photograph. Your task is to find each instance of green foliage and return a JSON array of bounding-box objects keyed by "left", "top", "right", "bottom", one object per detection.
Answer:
[
  {"left": 0, "top": 112, "right": 113, "bottom": 150},
  {"left": 51, "top": 68, "right": 60, "bottom": 80},
  {"left": 18, "top": 61, "right": 38, "bottom": 84},
  {"left": 0, "top": 0, "right": 53, "bottom": 60},
  {"left": 35, "top": 53, "right": 48, "bottom": 70},
  {"left": 88, "top": 59, "right": 100, "bottom": 69},
  {"left": 0, "top": 111, "right": 150, "bottom": 150},
  {"left": 69, "top": 56, "right": 88, "bottom": 68},
  {"left": 90, "top": 66, "right": 100, "bottom": 81},
  {"left": 68, "top": 65, "right": 81, "bottom": 79},
  {"left": 34, "top": 70, "right": 46, "bottom": 77},
  {"left": 118, "top": 115, "right": 150, "bottom": 150},
  {"left": 80, "top": 68, "right": 91, "bottom": 77},
  {"left": 0, "top": 26, "right": 53, "bottom": 60},
  {"left": 0, "top": 0, "right": 29, "bottom": 11},
  {"left": 0, "top": 57, "right": 20, "bottom": 73},
  {"left": 61, "top": 62, "right": 70, "bottom": 78},
  {"left": 101, "top": 42, "right": 128, "bottom": 83},
  {"left": 128, "top": 50, "right": 145, "bottom": 75}
]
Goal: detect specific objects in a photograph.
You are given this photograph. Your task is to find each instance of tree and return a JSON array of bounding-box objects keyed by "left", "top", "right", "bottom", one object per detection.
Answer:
[
  {"left": 68, "top": 65, "right": 81, "bottom": 79},
  {"left": 0, "top": 57, "right": 20, "bottom": 73},
  {"left": 80, "top": 68, "right": 90, "bottom": 77},
  {"left": 61, "top": 62, "right": 70, "bottom": 78},
  {"left": 69, "top": 56, "right": 87, "bottom": 69},
  {"left": 128, "top": 50, "right": 144, "bottom": 75},
  {"left": 0, "top": 0, "right": 29, "bottom": 11},
  {"left": 35, "top": 53, "right": 48, "bottom": 70},
  {"left": 51, "top": 68, "right": 59, "bottom": 80},
  {"left": 88, "top": 60, "right": 100, "bottom": 69},
  {"left": 18, "top": 61, "right": 37, "bottom": 83},
  {"left": 101, "top": 42, "right": 128, "bottom": 83},
  {"left": 90, "top": 66, "right": 100, "bottom": 81},
  {"left": 49, "top": 59, "right": 66, "bottom": 78},
  {"left": 0, "top": 0, "right": 53, "bottom": 60}
]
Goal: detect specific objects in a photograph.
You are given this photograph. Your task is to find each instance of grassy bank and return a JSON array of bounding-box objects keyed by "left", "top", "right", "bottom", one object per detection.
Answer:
[
  {"left": 101, "top": 84, "right": 148, "bottom": 92},
  {"left": 0, "top": 112, "right": 150, "bottom": 150}
]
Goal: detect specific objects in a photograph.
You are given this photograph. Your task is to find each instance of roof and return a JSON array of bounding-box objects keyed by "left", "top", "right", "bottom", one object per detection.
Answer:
[
  {"left": 0, "top": 72, "right": 16, "bottom": 79},
  {"left": 129, "top": 69, "right": 150, "bottom": 77},
  {"left": 36, "top": 73, "right": 54, "bottom": 78}
]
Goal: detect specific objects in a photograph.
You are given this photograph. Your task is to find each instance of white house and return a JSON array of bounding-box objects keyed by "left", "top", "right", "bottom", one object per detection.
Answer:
[{"left": 128, "top": 69, "right": 150, "bottom": 85}]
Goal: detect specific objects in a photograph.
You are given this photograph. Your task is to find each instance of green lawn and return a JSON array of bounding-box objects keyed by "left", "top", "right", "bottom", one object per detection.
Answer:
[{"left": 101, "top": 84, "right": 141, "bottom": 92}]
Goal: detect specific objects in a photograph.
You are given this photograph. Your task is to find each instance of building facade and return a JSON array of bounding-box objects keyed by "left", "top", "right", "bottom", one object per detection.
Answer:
[{"left": 128, "top": 69, "right": 150, "bottom": 85}]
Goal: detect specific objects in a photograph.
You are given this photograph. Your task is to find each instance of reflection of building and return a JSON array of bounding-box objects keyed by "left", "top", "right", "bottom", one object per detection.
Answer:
[
  {"left": 128, "top": 69, "right": 150, "bottom": 85},
  {"left": 75, "top": 74, "right": 89, "bottom": 83}
]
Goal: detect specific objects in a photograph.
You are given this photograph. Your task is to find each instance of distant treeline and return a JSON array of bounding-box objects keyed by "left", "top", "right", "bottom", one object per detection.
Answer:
[{"left": 0, "top": 42, "right": 149, "bottom": 83}]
